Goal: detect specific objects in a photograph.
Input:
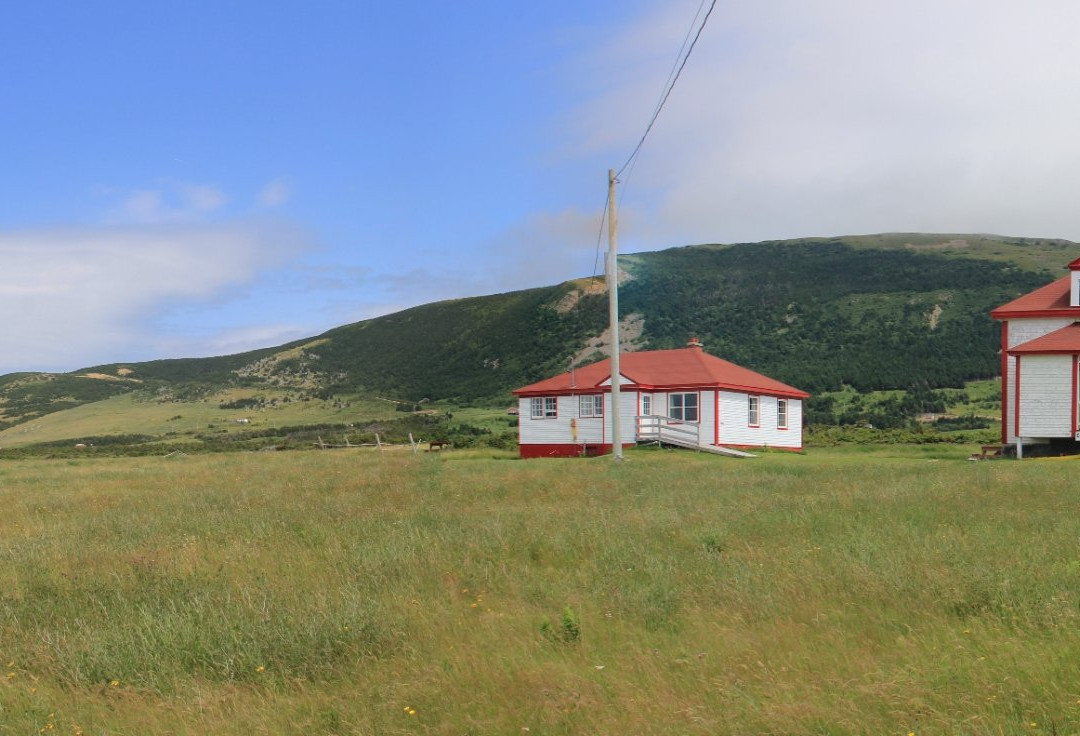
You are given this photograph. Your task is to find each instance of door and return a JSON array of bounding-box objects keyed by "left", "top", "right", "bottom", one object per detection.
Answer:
[{"left": 638, "top": 394, "right": 653, "bottom": 438}]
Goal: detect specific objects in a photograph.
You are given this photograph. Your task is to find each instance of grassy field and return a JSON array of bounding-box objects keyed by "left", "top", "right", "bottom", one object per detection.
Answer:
[{"left": 3, "top": 445, "right": 1080, "bottom": 734}]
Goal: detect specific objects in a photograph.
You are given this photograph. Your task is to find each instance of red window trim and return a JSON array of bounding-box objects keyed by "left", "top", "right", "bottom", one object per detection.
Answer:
[{"left": 669, "top": 390, "right": 701, "bottom": 424}]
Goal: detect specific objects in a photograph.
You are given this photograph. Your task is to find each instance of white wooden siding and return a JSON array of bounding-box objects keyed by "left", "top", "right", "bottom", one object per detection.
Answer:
[
  {"left": 518, "top": 395, "right": 604, "bottom": 446},
  {"left": 1004, "top": 318, "right": 1075, "bottom": 442},
  {"left": 517, "top": 391, "right": 638, "bottom": 447},
  {"left": 1017, "top": 355, "right": 1073, "bottom": 439},
  {"left": 1007, "top": 318, "right": 1074, "bottom": 349},
  {"left": 717, "top": 391, "right": 802, "bottom": 448}
]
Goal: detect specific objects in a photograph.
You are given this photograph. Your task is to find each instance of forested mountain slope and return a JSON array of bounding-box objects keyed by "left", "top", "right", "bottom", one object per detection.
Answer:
[{"left": 0, "top": 234, "right": 1068, "bottom": 428}]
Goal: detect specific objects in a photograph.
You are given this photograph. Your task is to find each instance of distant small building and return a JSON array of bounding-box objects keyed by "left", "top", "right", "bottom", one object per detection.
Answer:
[
  {"left": 511, "top": 341, "right": 808, "bottom": 458},
  {"left": 992, "top": 257, "right": 1080, "bottom": 453}
]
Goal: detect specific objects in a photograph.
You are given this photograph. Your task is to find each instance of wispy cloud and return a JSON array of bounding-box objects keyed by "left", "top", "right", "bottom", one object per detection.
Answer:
[
  {"left": 257, "top": 178, "right": 292, "bottom": 208},
  {"left": 0, "top": 221, "right": 312, "bottom": 373},
  {"left": 109, "top": 180, "right": 229, "bottom": 224}
]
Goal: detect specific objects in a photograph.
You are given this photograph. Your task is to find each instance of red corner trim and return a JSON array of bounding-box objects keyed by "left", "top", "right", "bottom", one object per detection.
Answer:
[
  {"left": 714, "top": 390, "right": 720, "bottom": 446},
  {"left": 1073, "top": 356, "right": 1078, "bottom": 438},
  {"left": 1001, "top": 322, "right": 1009, "bottom": 445},
  {"left": 1014, "top": 356, "right": 1021, "bottom": 439}
]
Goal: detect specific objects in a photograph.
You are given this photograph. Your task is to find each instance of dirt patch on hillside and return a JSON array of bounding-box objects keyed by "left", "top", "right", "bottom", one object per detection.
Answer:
[
  {"left": 572, "top": 313, "right": 646, "bottom": 365},
  {"left": 928, "top": 304, "right": 944, "bottom": 330},
  {"left": 79, "top": 373, "right": 142, "bottom": 383},
  {"left": 551, "top": 270, "right": 633, "bottom": 314}
]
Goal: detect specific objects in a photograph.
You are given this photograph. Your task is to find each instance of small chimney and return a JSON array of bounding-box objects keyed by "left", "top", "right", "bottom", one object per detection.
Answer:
[{"left": 687, "top": 336, "right": 703, "bottom": 349}]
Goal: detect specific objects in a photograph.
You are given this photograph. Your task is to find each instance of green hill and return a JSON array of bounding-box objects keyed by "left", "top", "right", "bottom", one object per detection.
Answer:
[{"left": 0, "top": 234, "right": 1069, "bottom": 436}]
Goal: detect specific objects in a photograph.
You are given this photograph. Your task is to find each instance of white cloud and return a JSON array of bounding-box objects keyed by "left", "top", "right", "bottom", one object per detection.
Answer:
[
  {"left": 181, "top": 183, "right": 228, "bottom": 213},
  {"left": 0, "top": 221, "right": 311, "bottom": 373},
  {"left": 477, "top": 208, "right": 613, "bottom": 290},
  {"left": 258, "top": 178, "right": 292, "bottom": 208},
  {"left": 336, "top": 208, "right": 608, "bottom": 317},
  {"left": 110, "top": 180, "right": 228, "bottom": 224},
  {"left": 570, "top": 0, "right": 1080, "bottom": 245}
]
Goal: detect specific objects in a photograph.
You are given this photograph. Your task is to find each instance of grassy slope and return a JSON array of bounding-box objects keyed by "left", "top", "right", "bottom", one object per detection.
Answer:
[
  {"left": 0, "top": 391, "right": 403, "bottom": 449},
  {"left": 3, "top": 449, "right": 1080, "bottom": 734}
]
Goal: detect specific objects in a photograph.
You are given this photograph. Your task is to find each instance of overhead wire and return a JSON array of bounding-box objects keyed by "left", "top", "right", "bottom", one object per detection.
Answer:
[
  {"left": 619, "top": 0, "right": 710, "bottom": 195},
  {"left": 589, "top": 195, "right": 610, "bottom": 285},
  {"left": 589, "top": 0, "right": 718, "bottom": 283},
  {"left": 616, "top": 0, "right": 718, "bottom": 181}
]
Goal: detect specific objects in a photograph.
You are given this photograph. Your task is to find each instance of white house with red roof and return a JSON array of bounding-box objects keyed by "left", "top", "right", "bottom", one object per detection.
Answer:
[
  {"left": 991, "top": 257, "right": 1080, "bottom": 452},
  {"left": 511, "top": 339, "right": 809, "bottom": 458}
]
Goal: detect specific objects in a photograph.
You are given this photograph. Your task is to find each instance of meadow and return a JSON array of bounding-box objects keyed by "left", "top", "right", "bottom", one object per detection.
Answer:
[{"left": 2, "top": 445, "right": 1080, "bottom": 734}]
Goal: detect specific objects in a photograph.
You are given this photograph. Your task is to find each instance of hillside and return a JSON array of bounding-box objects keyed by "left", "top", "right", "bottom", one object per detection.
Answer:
[{"left": 0, "top": 234, "right": 1069, "bottom": 435}]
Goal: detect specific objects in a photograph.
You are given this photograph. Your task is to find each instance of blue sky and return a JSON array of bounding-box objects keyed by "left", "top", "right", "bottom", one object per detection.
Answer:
[{"left": 3, "top": 1, "right": 1080, "bottom": 374}]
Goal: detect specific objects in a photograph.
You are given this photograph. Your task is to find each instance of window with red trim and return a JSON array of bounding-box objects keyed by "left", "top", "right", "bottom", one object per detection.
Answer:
[
  {"left": 530, "top": 396, "right": 557, "bottom": 419},
  {"left": 670, "top": 392, "right": 699, "bottom": 422}
]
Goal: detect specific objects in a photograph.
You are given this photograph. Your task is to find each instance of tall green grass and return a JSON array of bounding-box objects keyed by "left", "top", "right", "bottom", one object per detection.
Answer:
[{"left": 2, "top": 447, "right": 1080, "bottom": 734}]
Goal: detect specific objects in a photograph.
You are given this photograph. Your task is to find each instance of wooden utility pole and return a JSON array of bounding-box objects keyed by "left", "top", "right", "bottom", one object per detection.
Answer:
[{"left": 607, "top": 169, "right": 623, "bottom": 462}]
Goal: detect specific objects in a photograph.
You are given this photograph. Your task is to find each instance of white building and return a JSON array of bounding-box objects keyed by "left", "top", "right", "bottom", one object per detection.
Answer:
[
  {"left": 512, "top": 341, "right": 808, "bottom": 458},
  {"left": 992, "top": 257, "right": 1080, "bottom": 452}
]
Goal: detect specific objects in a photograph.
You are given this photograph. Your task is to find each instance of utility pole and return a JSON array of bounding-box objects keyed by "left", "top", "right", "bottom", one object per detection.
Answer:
[{"left": 607, "top": 169, "right": 623, "bottom": 462}]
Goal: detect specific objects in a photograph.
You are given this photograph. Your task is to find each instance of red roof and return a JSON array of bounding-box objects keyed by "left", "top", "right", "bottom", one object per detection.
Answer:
[
  {"left": 1010, "top": 322, "right": 1080, "bottom": 354},
  {"left": 990, "top": 276, "right": 1077, "bottom": 319},
  {"left": 513, "top": 347, "right": 809, "bottom": 398}
]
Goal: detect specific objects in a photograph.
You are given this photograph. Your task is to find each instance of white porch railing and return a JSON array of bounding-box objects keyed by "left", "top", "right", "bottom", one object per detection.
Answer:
[{"left": 635, "top": 414, "right": 756, "bottom": 457}]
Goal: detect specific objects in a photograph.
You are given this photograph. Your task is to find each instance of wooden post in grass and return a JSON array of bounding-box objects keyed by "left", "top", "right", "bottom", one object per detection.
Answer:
[
  {"left": 375, "top": 433, "right": 382, "bottom": 452},
  {"left": 408, "top": 433, "right": 418, "bottom": 455}
]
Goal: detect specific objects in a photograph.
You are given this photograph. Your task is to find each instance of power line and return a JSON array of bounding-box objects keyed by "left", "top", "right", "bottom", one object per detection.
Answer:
[
  {"left": 590, "top": 194, "right": 610, "bottom": 283},
  {"left": 620, "top": 0, "right": 709, "bottom": 198},
  {"left": 615, "top": 0, "right": 718, "bottom": 179},
  {"left": 590, "top": 0, "right": 718, "bottom": 283}
]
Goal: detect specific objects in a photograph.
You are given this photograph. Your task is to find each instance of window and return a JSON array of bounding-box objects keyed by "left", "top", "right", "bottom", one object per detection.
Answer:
[
  {"left": 777, "top": 399, "right": 788, "bottom": 429},
  {"left": 641, "top": 394, "right": 652, "bottom": 416},
  {"left": 530, "top": 396, "right": 557, "bottom": 419},
  {"left": 670, "top": 392, "right": 699, "bottom": 422},
  {"left": 748, "top": 396, "right": 760, "bottom": 427},
  {"left": 579, "top": 394, "right": 603, "bottom": 417}
]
